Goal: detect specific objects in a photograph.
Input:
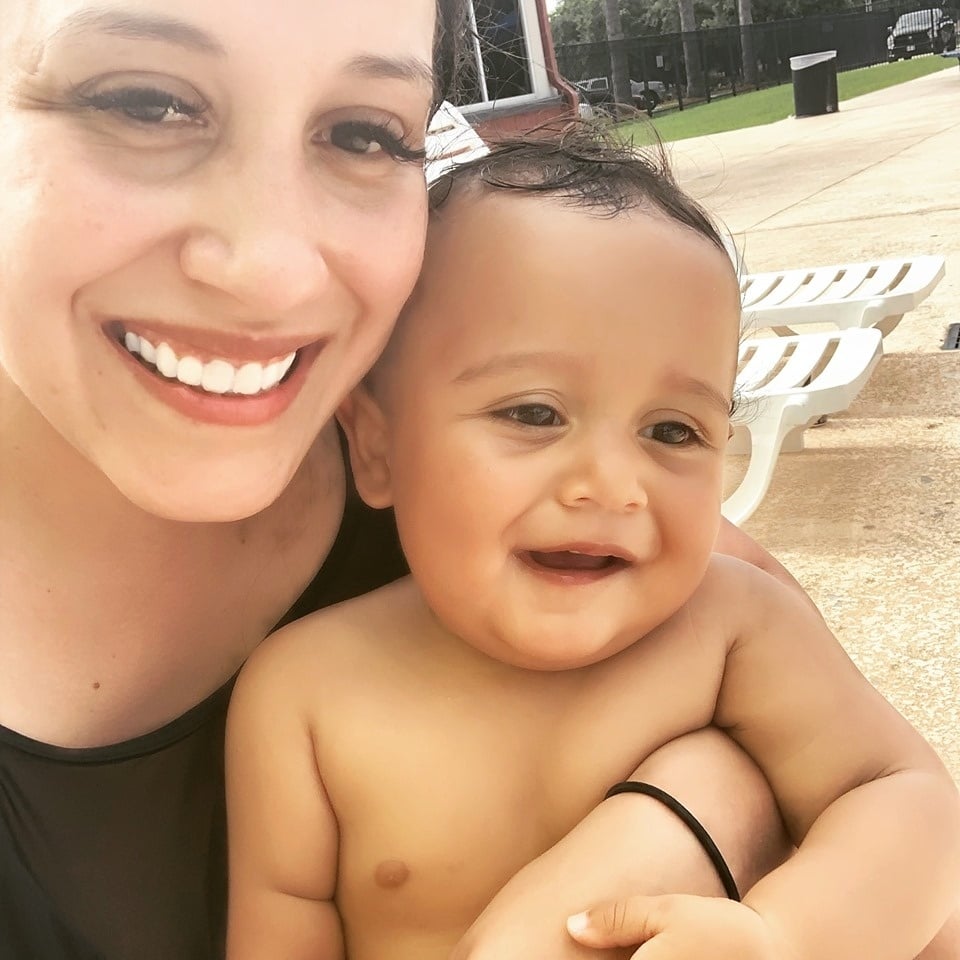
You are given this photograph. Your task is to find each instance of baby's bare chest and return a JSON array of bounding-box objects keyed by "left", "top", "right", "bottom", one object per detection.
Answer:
[{"left": 319, "top": 631, "right": 720, "bottom": 951}]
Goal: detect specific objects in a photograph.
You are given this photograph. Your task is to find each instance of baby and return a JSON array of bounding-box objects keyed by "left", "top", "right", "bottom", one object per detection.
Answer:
[{"left": 225, "top": 126, "right": 960, "bottom": 960}]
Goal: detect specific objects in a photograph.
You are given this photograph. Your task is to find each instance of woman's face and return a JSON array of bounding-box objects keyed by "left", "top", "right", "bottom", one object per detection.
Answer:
[{"left": 0, "top": 0, "right": 436, "bottom": 521}]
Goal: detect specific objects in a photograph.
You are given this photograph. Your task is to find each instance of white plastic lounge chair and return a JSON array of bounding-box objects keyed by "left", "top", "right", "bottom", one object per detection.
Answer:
[
  {"left": 425, "top": 102, "right": 489, "bottom": 182},
  {"left": 722, "top": 328, "right": 884, "bottom": 525},
  {"left": 739, "top": 255, "right": 945, "bottom": 338}
]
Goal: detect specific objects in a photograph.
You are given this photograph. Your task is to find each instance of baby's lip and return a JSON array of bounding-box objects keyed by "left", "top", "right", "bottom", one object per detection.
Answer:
[
  {"left": 519, "top": 543, "right": 637, "bottom": 572},
  {"left": 103, "top": 318, "right": 326, "bottom": 365},
  {"left": 528, "top": 542, "right": 637, "bottom": 562}
]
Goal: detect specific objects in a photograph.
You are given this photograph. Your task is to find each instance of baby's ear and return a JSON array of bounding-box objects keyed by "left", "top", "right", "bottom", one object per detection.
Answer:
[{"left": 336, "top": 385, "right": 393, "bottom": 509}]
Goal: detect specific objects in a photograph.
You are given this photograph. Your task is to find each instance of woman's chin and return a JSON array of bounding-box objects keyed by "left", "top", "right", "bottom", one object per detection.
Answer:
[{"left": 107, "top": 458, "right": 300, "bottom": 524}]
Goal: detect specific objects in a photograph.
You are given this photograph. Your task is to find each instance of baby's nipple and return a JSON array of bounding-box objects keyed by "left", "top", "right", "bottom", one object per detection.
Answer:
[{"left": 374, "top": 859, "right": 411, "bottom": 889}]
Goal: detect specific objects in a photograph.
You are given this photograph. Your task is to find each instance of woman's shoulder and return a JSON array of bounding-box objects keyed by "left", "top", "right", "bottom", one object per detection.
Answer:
[
  {"left": 687, "top": 552, "right": 821, "bottom": 641},
  {"left": 274, "top": 487, "right": 409, "bottom": 630}
]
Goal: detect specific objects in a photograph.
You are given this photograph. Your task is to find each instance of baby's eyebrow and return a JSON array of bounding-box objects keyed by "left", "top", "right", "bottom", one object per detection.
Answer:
[
  {"left": 453, "top": 351, "right": 574, "bottom": 384},
  {"left": 664, "top": 374, "right": 732, "bottom": 415},
  {"left": 51, "top": 9, "right": 226, "bottom": 56}
]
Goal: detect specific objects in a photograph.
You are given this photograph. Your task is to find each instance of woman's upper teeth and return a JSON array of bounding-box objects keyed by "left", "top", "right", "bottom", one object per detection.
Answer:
[{"left": 123, "top": 330, "right": 296, "bottom": 395}]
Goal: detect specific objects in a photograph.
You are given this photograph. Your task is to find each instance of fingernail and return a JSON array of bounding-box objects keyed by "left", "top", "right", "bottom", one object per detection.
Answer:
[{"left": 566, "top": 912, "right": 590, "bottom": 934}]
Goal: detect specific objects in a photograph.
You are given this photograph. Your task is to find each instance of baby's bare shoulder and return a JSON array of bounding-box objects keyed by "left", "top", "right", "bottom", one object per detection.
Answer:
[{"left": 233, "top": 578, "right": 417, "bottom": 713}]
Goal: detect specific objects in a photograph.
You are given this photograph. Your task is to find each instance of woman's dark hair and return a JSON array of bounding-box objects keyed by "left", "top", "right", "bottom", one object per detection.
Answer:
[
  {"left": 434, "top": 0, "right": 470, "bottom": 111},
  {"left": 429, "top": 119, "right": 729, "bottom": 258}
]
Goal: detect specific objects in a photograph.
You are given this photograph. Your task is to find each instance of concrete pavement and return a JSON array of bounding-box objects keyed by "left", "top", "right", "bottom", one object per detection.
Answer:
[{"left": 669, "top": 66, "right": 960, "bottom": 777}]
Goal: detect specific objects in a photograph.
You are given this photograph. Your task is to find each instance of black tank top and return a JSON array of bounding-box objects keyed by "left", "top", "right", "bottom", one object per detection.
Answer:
[{"left": 0, "top": 496, "right": 406, "bottom": 960}]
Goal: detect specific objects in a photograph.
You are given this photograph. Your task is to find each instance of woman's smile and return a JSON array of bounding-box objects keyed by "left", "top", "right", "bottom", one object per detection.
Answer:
[{"left": 107, "top": 324, "right": 327, "bottom": 427}]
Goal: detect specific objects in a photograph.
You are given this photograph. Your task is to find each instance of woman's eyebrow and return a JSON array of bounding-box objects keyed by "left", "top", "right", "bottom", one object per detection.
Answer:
[
  {"left": 344, "top": 54, "right": 434, "bottom": 89},
  {"left": 48, "top": 11, "right": 434, "bottom": 89},
  {"left": 51, "top": 8, "right": 225, "bottom": 55}
]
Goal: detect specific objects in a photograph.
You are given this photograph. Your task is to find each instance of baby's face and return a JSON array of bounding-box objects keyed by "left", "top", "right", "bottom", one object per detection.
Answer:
[{"left": 353, "top": 190, "right": 742, "bottom": 670}]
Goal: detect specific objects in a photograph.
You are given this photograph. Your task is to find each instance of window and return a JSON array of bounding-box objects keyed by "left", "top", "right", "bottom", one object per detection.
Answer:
[{"left": 456, "top": 0, "right": 550, "bottom": 106}]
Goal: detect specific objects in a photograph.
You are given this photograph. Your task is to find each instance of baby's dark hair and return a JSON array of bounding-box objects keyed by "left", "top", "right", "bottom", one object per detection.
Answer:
[{"left": 428, "top": 120, "right": 729, "bottom": 258}]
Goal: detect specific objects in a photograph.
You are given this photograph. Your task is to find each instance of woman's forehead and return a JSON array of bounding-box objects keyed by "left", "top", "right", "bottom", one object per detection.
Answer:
[{"left": 13, "top": 0, "right": 437, "bottom": 68}]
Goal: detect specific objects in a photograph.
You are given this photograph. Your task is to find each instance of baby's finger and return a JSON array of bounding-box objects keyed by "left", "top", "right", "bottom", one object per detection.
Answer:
[{"left": 566, "top": 894, "right": 683, "bottom": 949}]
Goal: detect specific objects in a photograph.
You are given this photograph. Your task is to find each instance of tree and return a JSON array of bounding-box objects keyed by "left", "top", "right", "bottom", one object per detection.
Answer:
[
  {"left": 551, "top": 0, "right": 679, "bottom": 44},
  {"left": 603, "top": 0, "right": 634, "bottom": 107},
  {"left": 550, "top": 0, "right": 607, "bottom": 45},
  {"left": 738, "top": 0, "right": 757, "bottom": 85},
  {"left": 677, "top": 0, "right": 707, "bottom": 97},
  {"left": 550, "top": 0, "right": 862, "bottom": 43}
]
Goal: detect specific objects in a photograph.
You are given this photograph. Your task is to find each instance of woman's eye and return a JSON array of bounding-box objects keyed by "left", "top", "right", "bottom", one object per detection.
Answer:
[
  {"left": 77, "top": 86, "right": 206, "bottom": 126},
  {"left": 497, "top": 404, "right": 563, "bottom": 428},
  {"left": 643, "top": 421, "right": 701, "bottom": 446},
  {"left": 322, "top": 121, "right": 425, "bottom": 163}
]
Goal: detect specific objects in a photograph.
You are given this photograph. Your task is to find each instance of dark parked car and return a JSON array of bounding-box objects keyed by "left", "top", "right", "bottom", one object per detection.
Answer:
[{"left": 887, "top": 8, "right": 955, "bottom": 59}]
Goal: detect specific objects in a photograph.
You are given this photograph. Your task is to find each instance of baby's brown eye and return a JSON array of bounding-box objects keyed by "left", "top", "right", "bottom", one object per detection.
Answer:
[
  {"left": 644, "top": 421, "right": 698, "bottom": 445},
  {"left": 500, "top": 404, "right": 561, "bottom": 427}
]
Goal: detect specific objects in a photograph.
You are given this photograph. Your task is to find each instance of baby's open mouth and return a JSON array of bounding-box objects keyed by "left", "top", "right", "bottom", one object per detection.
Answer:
[
  {"left": 113, "top": 324, "right": 300, "bottom": 397},
  {"left": 521, "top": 550, "right": 632, "bottom": 574}
]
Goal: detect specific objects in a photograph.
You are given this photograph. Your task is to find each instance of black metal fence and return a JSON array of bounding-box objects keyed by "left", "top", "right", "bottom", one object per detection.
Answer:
[{"left": 555, "top": 0, "right": 958, "bottom": 111}]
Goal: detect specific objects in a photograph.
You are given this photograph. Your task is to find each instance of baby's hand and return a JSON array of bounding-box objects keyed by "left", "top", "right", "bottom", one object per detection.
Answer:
[
  {"left": 451, "top": 890, "right": 631, "bottom": 960},
  {"left": 567, "top": 894, "right": 793, "bottom": 960},
  {"left": 449, "top": 867, "right": 632, "bottom": 960}
]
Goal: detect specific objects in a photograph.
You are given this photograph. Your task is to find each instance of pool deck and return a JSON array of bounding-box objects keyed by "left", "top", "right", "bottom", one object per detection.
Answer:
[{"left": 669, "top": 65, "right": 960, "bottom": 778}]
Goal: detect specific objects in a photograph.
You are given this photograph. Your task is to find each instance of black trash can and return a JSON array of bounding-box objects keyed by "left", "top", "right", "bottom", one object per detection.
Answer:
[{"left": 790, "top": 50, "right": 838, "bottom": 117}]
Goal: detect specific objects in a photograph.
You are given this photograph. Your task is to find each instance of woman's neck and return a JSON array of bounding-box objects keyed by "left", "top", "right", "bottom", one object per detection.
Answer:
[{"left": 0, "top": 372, "right": 345, "bottom": 747}]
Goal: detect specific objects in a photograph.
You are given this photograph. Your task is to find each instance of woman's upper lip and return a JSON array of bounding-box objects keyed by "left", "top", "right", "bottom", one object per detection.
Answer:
[{"left": 103, "top": 317, "right": 327, "bottom": 364}]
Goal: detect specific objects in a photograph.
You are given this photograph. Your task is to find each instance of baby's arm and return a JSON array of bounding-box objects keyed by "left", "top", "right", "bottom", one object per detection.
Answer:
[
  {"left": 452, "top": 727, "right": 790, "bottom": 960},
  {"left": 712, "top": 556, "right": 960, "bottom": 960},
  {"left": 225, "top": 628, "right": 343, "bottom": 960}
]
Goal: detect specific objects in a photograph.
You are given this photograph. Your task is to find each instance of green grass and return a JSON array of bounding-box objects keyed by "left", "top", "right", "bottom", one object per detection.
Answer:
[{"left": 619, "top": 55, "right": 955, "bottom": 144}]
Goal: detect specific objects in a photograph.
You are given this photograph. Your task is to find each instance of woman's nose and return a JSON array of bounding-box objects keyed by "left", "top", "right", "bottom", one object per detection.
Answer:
[
  {"left": 556, "top": 432, "right": 649, "bottom": 513},
  {"left": 179, "top": 156, "right": 331, "bottom": 315}
]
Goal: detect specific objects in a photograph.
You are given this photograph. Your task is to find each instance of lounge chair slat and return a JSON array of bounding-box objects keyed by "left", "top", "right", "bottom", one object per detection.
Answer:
[
  {"left": 736, "top": 339, "right": 791, "bottom": 388},
  {"left": 747, "top": 270, "right": 815, "bottom": 309},
  {"left": 758, "top": 335, "right": 832, "bottom": 391}
]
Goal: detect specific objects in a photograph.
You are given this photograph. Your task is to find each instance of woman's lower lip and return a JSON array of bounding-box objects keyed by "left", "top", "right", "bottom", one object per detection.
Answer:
[{"left": 111, "top": 336, "right": 322, "bottom": 427}]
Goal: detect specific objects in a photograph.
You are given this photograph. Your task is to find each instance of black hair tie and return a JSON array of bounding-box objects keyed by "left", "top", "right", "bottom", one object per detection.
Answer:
[{"left": 604, "top": 781, "right": 741, "bottom": 901}]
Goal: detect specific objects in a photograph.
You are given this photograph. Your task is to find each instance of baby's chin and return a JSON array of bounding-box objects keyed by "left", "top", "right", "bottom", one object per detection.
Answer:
[{"left": 465, "top": 626, "right": 636, "bottom": 673}]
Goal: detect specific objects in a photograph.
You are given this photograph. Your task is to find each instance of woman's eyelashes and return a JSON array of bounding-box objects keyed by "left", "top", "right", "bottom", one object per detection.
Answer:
[
  {"left": 75, "top": 85, "right": 207, "bottom": 127},
  {"left": 318, "top": 120, "right": 426, "bottom": 164},
  {"left": 66, "top": 79, "right": 425, "bottom": 165}
]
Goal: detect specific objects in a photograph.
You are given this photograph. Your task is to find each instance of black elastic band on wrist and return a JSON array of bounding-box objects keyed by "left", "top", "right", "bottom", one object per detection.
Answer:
[{"left": 604, "top": 781, "right": 741, "bottom": 902}]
